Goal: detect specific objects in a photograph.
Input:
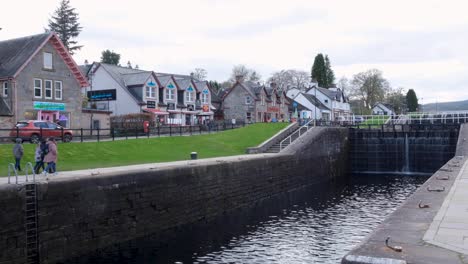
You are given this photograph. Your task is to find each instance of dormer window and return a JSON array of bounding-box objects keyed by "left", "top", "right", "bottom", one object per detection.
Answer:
[
  {"left": 2, "top": 82, "right": 8, "bottom": 97},
  {"left": 185, "top": 86, "right": 194, "bottom": 102},
  {"left": 165, "top": 83, "right": 175, "bottom": 101},
  {"left": 201, "top": 89, "right": 209, "bottom": 104},
  {"left": 43, "top": 52, "right": 53, "bottom": 69},
  {"left": 146, "top": 85, "right": 156, "bottom": 98},
  {"left": 272, "top": 98, "right": 276, "bottom": 106},
  {"left": 245, "top": 95, "right": 252, "bottom": 105}
]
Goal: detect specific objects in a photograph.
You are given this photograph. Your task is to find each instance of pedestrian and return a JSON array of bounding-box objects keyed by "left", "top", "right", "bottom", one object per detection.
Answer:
[
  {"left": 43, "top": 138, "right": 58, "bottom": 175},
  {"left": 33, "top": 142, "right": 45, "bottom": 174},
  {"left": 12, "top": 138, "right": 23, "bottom": 171}
]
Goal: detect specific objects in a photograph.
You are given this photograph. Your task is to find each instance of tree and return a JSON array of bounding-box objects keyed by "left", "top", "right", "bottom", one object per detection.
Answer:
[
  {"left": 100, "top": 50, "right": 120, "bottom": 65},
  {"left": 350, "top": 69, "right": 390, "bottom": 110},
  {"left": 311, "top": 53, "right": 335, "bottom": 88},
  {"left": 406, "top": 89, "right": 419, "bottom": 112},
  {"left": 208, "top": 81, "right": 221, "bottom": 92},
  {"left": 325, "top": 55, "right": 335, "bottom": 87},
  {"left": 191, "top": 68, "right": 207, "bottom": 81},
  {"left": 48, "top": 0, "right": 82, "bottom": 54},
  {"left": 228, "top": 64, "right": 262, "bottom": 83},
  {"left": 385, "top": 87, "right": 407, "bottom": 114},
  {"left": 267, "top": 69, "right": 310, "bottom": 91}
]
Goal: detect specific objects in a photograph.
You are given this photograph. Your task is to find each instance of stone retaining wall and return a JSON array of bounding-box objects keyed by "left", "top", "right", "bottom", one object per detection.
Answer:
[{"left": 0, "top": 127, "right": 349, "bottom": 264}]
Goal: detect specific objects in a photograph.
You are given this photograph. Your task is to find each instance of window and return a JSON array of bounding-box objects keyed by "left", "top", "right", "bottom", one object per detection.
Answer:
[
  {"left": 272, "top": 97, "right": 276, "bottom": 106},
  {"left": 246, "top": 112, "right": 252, "bottom": 121},
  {"left": 245, "top": 95, "right": 252, "bottom": 105},
  {"left": 43, "top": 52, "right": 53, "bottom": 69},
  {"left": 34, "top": 79, "right": 42, "bottom": 98},
  {"left": 146, "top": 86, "right": 156, "bottom": 98},
  {"left": 54, "top": 81, "right": 62, "bottom": 100},
  {"left": 324, "top": 99, "right": 328, "bottom": 103},
  {"left": 201, "top": 93, "right": 209, "bottom": 104},
  {"left": 45, "top": 80, "right": 52, "bottom": 99},
  {"left": 185, "top": 91, "right": 194, "bottom": 102},
  {"left": 2, "top": 82, "right": 8, "bottom": 97},
  {"left": 261, "top": 95, "right": 265, "bottom": 105},
  {"left": 165, "top": 88, "right": 175, "bottom": 100}
]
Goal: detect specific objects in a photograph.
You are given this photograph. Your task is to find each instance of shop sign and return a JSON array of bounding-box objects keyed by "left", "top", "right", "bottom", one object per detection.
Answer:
[
  {"left": 87, "top": 89, "right": 117, "bottom": 101},
  {"left": 202, "top": 105, "right": 210, "bottom": 112},
  {"left": 147, "top": 100, "right": 156, "bottom": 109},
  {"left": 33, "top": 101, "right": 65, "bottom": 111},
  {"left": 267, "top": 106, "right": 280, "bottom": 112},
  {"left": 167, "top": 103, "right": 175, "bottom": 110}
]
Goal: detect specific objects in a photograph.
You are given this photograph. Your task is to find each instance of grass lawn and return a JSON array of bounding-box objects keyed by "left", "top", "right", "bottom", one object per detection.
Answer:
[
  {"left": 361, "top": 116, "right": 389, "bottom": 126},
  {"left": 0, "top": 123, "right": 289, "bottom": 176}
]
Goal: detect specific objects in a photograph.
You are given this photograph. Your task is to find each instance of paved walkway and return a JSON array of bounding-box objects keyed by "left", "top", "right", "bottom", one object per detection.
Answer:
[{"left": 424, "top": 159, "right": 468, "bottom": 254}]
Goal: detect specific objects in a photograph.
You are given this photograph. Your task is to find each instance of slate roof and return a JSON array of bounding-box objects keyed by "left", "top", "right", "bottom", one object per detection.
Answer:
[
  {"left": 316, "top": 87, "right": 347, "bottom": 102},
  {"left": 122, "top": 72, "right": 151, "bottom": 87},
  {"left": 302, "top": 93, "right": 330, "bottom": 110},
  {"left": 0, "top": 33, "right": 50, "bottom": 78},
  {"left": 155, "top": 74, "right": 173, "bottom": 87},
  {"left": 174, "top": 77, "right": 192, "bottom": 90}
]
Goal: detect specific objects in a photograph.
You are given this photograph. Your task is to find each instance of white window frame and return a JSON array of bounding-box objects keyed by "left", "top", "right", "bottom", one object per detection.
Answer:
[
  {"left": 2, "top": 82, "right": 8, "bottom": 97},
  {"left": 44, "top": 80, "right": 53, "bottom": 99},
  {"left": 146, "top": 86, "right": 156, "bottom": 98},
  {"left": 202, "top": 93, "right": 209, "bottom": 104},
  {"left": 54, "top": 81, "right": 63, "bottom": 100},
  {"left": 261, "top": 95, "right": 265, "bottom": 105},
  {"left": 43, "top": 52, "right": 53, "bottom": 69},
  {"left": 165, "top": 88, "right": 175, "bottom": 101},
  {"left": 245, "top": 95, "right": 252, "bottom": 105},
  {"left": 185, "top": 91, "right": 194, "bottom": 102},
  {"left": 272, "top": 97, "right": 276, "bottom": 106},
  {"left": 34, "top": 79, "right": 42, "bottom": 98}
]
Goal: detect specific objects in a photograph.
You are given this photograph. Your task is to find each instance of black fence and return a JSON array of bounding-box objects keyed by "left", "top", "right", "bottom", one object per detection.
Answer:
[{"left": 1, "top": 122, "right": 248, "bottom": 144}]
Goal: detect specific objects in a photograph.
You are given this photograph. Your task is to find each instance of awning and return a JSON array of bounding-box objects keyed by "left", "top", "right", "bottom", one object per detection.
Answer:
[
  {"left": 182, "top": 110, "right": 199, "bottom": 114},
  {"left": 143, "top": 108, "right": 169, "bottom": 115}
]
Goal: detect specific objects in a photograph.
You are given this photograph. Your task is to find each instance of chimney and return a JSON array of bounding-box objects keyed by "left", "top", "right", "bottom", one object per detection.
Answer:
[
  {"left": 235, "top": 75, "right": 244, "bottom": 82},
  {"left": 270, "top": 82, "right": 277, "bottom": 89}
]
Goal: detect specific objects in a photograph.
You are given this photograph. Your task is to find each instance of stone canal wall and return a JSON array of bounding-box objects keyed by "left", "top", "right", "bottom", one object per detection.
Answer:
[
  {"left": 0, "top": 127, "right": 349, "bottom": 264},
  {"left": 342, "top": 123, "right": 468, "bottom": 264}
]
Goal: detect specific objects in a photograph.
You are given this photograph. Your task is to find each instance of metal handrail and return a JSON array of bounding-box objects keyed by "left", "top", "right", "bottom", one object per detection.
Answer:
[
  {"left": 8, "top": 163, "right": 18, "bottom": 184},
  {"left": 25, "top": 162, "right": 35, "bottom": 183},
  {"left": 279, "top": 120, "right": 315, "bottom": 151}
]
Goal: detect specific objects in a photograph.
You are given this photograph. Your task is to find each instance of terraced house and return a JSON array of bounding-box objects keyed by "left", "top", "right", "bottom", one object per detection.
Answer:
[
  {"left": 221, "top": 76, "right": 290, "bottom": 123},
  {"left": 85, "top": 63, "right": 215, "bottom": 125},
  {"left": 0, "top": 32, "right": 88, "bottom": 129}
]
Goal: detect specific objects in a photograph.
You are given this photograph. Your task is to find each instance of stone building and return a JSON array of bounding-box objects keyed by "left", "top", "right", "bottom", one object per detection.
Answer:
[
  {"left": 0, "top": 33, "right": 88, "bottom": 129},
  {"left": 221, "top": 77, "right": 290, "bottom": 123}
]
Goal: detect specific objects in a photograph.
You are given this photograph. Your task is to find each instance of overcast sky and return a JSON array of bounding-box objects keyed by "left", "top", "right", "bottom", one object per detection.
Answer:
[{"left": 3, "top": 0, "right": 468, "bottom": 103}]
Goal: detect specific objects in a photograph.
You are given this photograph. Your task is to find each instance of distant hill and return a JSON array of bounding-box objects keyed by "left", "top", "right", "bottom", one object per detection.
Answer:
[{"left": 423, "top": 100, "right": 468, "bottom": 112}]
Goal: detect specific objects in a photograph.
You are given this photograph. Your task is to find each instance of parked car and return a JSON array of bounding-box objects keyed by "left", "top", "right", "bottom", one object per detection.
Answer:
[
  {"left": 354, "top": 116, "right": 364, "bottom": 123},
  {"left": 9, "top": 120, "right": 73, "bottom": 143}
]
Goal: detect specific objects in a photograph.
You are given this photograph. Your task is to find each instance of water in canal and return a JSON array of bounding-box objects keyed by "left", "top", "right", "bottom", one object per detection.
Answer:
[{"left": 68, "top": 174, "right": 428, "bottom": 264}]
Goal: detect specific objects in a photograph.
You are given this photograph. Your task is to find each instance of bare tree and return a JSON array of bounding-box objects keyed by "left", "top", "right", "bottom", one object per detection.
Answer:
[
  {"left": 228, "top": 64, "right": 262, "bottom": 83},
  {"left": 267, "top": 69, "right": 310, "bottom": 91},
  {"left": 350, "top": 69, "right": 390, "bottom": 109},
  {"left": 191, "top": 68, "right": 207, "bottom": 81}
]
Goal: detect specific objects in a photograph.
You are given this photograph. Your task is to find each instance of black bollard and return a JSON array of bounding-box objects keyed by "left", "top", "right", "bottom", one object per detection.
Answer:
[{"left": 190, "top": 152, "right": 197, "bottom": 160}]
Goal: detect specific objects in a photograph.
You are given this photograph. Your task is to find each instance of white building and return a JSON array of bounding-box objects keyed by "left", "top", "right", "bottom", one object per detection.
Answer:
[
  {"left": 83, "top": 63, "right": 214, "bottom": 125},
  {"left": 372, "top": 102, "right": 395, "bottom": 115}
]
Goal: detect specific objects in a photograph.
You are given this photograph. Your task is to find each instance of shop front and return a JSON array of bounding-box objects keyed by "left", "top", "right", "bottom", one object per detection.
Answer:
[
  {"left": 196, "top": 104, "right": 213, "bottom": 124},
  {"left": 143, "top": 108, "right": 169, "bottom": 125},
  {"left": 28, "top": 101, "right": 71, "bottom": 127}
]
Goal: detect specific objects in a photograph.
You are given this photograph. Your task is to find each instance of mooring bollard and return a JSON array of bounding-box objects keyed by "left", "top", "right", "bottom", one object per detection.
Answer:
[{"left": 190, "top": 152, "right": 197, "bottom": 160}]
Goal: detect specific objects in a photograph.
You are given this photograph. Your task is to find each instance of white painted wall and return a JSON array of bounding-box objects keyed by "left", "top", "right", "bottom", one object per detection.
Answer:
[{"left": 88, "top": 67, "right": 141, "bottom": 115}]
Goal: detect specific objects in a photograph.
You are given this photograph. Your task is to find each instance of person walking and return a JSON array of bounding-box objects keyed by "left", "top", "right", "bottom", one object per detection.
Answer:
[
  {"left": 43, "top": 138, "right": 58, "bottom": 175},
  {"left": 33, "top": 142, "right": 45, "bottom": 174},
  {"left": 13, "top": 138, "right": 24, "bottom": 171}
]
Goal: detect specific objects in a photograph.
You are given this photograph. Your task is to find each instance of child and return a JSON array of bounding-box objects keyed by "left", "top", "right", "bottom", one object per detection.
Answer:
[
  {"left": 44, "top": 138, "right": 58, "bottom": 175},
  {"left": 12, "top": 138, "right": 23, "bottom": 171},
  {"left": 33, "top": 142, "right": 44, "bottom": 174}
]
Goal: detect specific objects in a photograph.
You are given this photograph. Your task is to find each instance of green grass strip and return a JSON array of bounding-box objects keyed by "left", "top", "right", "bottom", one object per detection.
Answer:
[{"left": 0, "top": 123, "right": 289, "bottom": 176}]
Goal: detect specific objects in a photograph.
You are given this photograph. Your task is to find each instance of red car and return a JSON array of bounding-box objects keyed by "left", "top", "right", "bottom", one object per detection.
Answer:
[{"left": 10, "top": 120, "right": 73, "bottom": 143}]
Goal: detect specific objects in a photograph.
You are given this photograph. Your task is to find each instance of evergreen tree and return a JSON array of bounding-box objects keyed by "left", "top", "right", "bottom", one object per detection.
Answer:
[
  {"left": 100, "top": 50, "right": 120, "bottom": 65},
  {"left": 406, "top": 89, "right": 419, "bottom": 112},
  {"left": 311, "top": 54, "right": 335, "bottom": 88},
  {"left": 48, "top": 0, "right": 82, "bottom": 55},
  {"left": 325, "top": 55, "right": 335, "bottom": 87}
]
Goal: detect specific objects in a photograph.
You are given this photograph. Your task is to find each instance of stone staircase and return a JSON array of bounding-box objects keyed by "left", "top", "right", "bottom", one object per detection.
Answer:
[{"left": 265, "top": 121, "right": 314, "bottom": 153}]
